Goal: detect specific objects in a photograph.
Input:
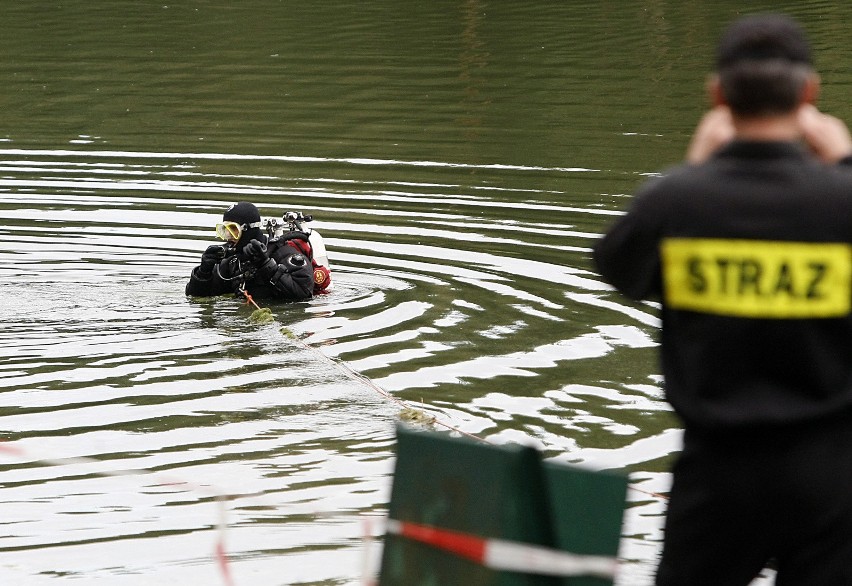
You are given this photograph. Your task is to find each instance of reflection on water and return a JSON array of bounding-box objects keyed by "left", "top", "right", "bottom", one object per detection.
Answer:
[
  {"left": 4, "top": 1, "right": 850, "bottom": 584},
  {"left": 0, "top": 147, "right": 675, "bottom": 585}
]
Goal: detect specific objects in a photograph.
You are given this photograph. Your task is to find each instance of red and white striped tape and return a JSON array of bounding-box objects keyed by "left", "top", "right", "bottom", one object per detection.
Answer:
[{"left": 385, "top": 518, "right": 618, "bottom": 579}]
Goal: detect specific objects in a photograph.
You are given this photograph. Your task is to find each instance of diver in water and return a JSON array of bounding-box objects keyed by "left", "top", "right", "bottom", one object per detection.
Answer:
[{"left": 186, "top": 201, "right": 330, "bottom": 301}]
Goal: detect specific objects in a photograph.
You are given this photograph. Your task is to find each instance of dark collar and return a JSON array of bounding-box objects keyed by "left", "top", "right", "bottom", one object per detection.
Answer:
[{"left": 714, "top": 140, "right": 808, "bottom": 161}]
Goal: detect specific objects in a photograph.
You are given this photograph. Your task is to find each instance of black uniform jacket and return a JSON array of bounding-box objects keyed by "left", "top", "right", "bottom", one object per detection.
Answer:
[
  {"left": 594, "top": 141, "right": 852, "bottom": 432},
  {"left": 186, "top": 236, "right": 314, "bottom": 301}
]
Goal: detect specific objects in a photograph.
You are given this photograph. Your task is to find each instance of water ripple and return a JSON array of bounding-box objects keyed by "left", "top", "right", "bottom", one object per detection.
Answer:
[{"left": 1, "top": 147, "right": 670, "bottom": 584}]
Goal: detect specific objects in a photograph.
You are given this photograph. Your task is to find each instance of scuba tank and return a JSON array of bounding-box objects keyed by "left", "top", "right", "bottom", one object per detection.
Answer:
[
  {"left": 262, "top": 211, "right": 332, "bottom": 292},
  {"left": 307, "top": 230, "right": 329, "bottom": 269}
]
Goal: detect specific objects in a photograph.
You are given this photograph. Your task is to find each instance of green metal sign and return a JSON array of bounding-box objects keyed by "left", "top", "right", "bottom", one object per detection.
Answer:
[{"left": 379, "top": 425, "right": 627, "bottom": 586}]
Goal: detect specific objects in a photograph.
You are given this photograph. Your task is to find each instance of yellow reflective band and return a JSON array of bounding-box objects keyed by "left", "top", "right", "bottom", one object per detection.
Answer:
[{"left": 661, "top": 238, "right": 852, "bottom": 318}]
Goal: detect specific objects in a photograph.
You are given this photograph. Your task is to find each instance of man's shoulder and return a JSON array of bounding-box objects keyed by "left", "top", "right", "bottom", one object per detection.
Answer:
[
  {"left": 823, "top": 158, "right": 852, "bottom": 182},
  {"left": 634, "top": 162, "right": 701, "bottom": 198}
]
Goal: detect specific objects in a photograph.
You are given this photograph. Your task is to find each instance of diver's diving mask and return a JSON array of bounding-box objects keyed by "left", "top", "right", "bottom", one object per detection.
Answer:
[{"left": 215, "top": 221, "right": 261, "bottom": 242}]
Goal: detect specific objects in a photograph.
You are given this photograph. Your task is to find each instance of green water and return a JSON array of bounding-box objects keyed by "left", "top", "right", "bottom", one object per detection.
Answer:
[{"left": 2, "top": 2, "right": 850, "bottom": 584}]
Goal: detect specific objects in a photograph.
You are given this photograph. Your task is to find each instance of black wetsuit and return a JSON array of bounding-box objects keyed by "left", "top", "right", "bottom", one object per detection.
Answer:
[
  {"left": 186, "top": 234, "right": 314, "bottom": 301},
  {"left": 594, "top": 141, "right": 852, "bottom": 585}
]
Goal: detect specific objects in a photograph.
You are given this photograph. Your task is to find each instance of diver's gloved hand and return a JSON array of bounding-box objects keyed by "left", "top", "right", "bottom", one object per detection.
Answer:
[
  {"left": 243, "top": 239, "right": 278, "bottom": 276},
  {"left": 242, "top": 239, "right": 269, "bottom": 266},
  {"left": 199, "top": 245, "right": 225, "bottom": 276}
]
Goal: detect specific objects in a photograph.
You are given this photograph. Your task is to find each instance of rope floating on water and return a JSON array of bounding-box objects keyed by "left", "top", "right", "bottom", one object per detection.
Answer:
[
  {"left": 312, "top": 353, "right": 489, "bottom": 445},
  {"left": 238, "top": 290, "right": 488, "bottom": 443},
  {"left": 239, "top": 293, "right": 671, "bottom": 499}
]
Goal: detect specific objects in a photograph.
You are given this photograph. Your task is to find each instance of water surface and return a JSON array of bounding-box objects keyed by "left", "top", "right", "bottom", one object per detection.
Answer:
[{"left": 2, "top": 2, "right": 851, "bottom": 584}]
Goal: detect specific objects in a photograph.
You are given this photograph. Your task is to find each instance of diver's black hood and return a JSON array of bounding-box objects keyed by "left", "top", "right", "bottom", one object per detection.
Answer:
[
  {"left": 222, "top": 201, "right": 264, "bottom": 251},
  {"left": 223, "top": 201, "right": 260, "bottom": 225}
]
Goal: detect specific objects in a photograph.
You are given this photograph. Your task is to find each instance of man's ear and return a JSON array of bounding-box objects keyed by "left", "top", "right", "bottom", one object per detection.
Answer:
[
  {"left": 801, "top": 73, "right": 820, "bottom": 105},
  {"left": 707, "top": 74, "right": 726, "bottom": 107}
]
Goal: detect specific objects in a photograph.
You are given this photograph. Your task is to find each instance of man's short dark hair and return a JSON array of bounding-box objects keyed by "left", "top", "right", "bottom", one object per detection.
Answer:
[{"left": 715, "top": 14, "right": 814, "bottom": 117}]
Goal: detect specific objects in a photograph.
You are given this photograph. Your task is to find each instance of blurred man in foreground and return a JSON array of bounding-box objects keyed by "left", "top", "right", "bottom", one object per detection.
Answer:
[{"left": 594, "top": 14, "right": 852, "bottom": 585}]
